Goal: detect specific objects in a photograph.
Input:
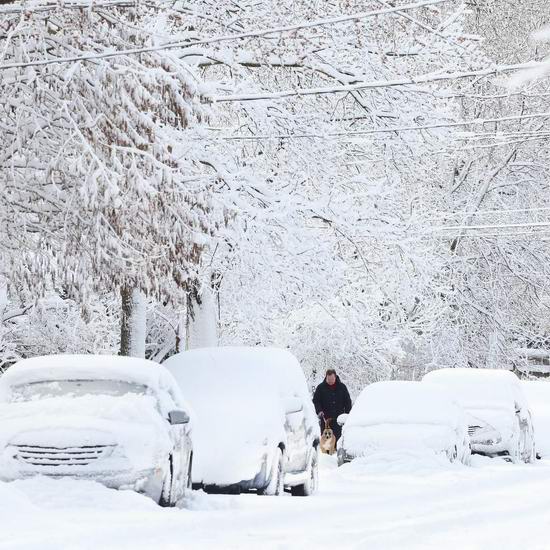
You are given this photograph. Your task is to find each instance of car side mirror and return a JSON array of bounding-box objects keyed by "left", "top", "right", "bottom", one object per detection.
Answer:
[
  {"left": 285, "top": 396, "right": 303, "bottom": 415},
  {"left": 337, "top": 413, "right": 349, "bottom": 426},
  {"left": 168, "top": 410, "right": 190, "bottom": 425}
]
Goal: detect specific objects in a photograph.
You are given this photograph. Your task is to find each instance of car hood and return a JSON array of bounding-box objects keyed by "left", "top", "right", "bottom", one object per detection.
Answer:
[
  {"left": 341, "top": 423, "right": 459, "bottom": 457},
  {"left": 0, "top": 395, "right": 172, "bottom": 471}
]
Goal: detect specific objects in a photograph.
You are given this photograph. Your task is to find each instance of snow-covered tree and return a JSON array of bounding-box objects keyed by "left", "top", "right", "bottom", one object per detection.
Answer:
[
  {"left": 2, "top": 0, "right": 546, "bottom": 387},
  {"left": 440, "top": 1, "right": 550, "bottom": 369},
  {"left": 0, "top": 1, "right": 230, "bottom": 356},
  {"left": 181, "top": 0, "right": 491, "bottom": 387}
]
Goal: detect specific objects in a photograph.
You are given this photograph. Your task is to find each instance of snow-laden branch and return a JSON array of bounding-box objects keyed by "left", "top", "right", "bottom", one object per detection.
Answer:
[
  {"left": 214, "top": 62, "right": 544, "bottom": 102},
  {"left": 1, "top": 305, "right": 33, "bottom": 323},
  {"left": 0, "top": 0, "right": 448, "bottom": 70},
  {"left": 0, "top": 0, "right": 135, "bottom": 14}
]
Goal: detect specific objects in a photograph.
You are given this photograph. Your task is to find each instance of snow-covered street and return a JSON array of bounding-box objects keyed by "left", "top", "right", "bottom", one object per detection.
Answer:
[
  {"left": 2, "top": 454, "right": 549, "bottom": 550},
  {"left": 3, "top": 0, "right": 550, "bottom": 548}
]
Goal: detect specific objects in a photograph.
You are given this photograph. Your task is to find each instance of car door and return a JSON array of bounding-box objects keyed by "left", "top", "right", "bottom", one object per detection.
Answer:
[
  {"left": 516, "top": 403, "right": 534, "bottom": 461},
  {"left": 160, "top": 381, "right": 192, "bottom": 488},
  {"left": 283, "top": 393, "right": 308, "bottom": 473}
]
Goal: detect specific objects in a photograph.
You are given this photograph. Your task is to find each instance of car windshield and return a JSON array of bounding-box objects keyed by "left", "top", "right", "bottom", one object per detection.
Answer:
[{"left": 9, "top": 379, "right": 150, "bottom": 402}]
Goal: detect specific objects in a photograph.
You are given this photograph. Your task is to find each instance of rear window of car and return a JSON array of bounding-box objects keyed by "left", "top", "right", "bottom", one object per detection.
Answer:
[{"left": 10, "top": 379, "right": 150, "bottom": 402}]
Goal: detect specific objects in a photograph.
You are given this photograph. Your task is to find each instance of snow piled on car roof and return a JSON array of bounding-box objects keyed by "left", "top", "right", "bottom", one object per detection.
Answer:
[
  {"left": 164, "top": 346, "right": 312, "bottom": 410},
  {"left": 423, "top": 368, "right": 526, "bottom": 411},
  {"left": 0, "top": 355, "right": 170, "bottom": 393},
  {"left": 346, "top": 381, "right": 462, "bottom": 428}
]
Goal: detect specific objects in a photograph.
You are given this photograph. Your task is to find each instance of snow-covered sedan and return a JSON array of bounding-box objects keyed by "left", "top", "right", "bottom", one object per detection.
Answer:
[
  {"left": 423, "top": 368, "right": 535, "bottom": 463},
  {"left": 0, "top": 355, "right": 193, "bottom": 506},
  {"left": 164, "top": 347, "right": 320, "bottom": 496},
  {"left": 337, "top": 381, "right": 470, "bottom": 466}
]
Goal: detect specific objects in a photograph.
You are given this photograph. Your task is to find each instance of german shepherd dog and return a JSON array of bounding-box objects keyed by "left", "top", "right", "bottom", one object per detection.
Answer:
[{"left": 320, "top": 417, "right": 337, "bottom": 455}]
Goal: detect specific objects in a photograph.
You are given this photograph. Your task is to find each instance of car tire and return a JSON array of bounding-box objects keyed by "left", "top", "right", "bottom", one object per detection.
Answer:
[
  {"left": 158, "top": 456, "right": 177, "bottom": 507},
  {"left": 465, "top": 442, "right": 472, "bottom": 466},
  {"left": 448, "top": 445, "right": 458, "bottom": 463},
  {"left": 258, "top": 448, "right": 285, "bottom": 496},
  {"left": 510, "top": 437, "right": 522, "bottom": 464},
  {"left": 526, "top": 441, "right": 536, "bottom": 464},
  {"left": 291, "top": 446, "right": 319, "bottom": 497},
  {"left": 186, "top": 452, "right": 193, "bottom": 490}
]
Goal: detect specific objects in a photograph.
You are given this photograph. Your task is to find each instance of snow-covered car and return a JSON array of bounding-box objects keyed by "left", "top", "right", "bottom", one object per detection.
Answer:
[
  {"left": 521, "top": 381, "right": 550, "bottom": 459},
  {"left": 0, "top": 355, "right": 193, "bottom": 506},
  {"left": 423, "top": 368, "right": 535, "bottom": 463},
  {"left": 164, "top": 346, "right": 320, "bottom": 496},
  {"left": 337, "top": 381, "right": 470, "bottom": 466}
]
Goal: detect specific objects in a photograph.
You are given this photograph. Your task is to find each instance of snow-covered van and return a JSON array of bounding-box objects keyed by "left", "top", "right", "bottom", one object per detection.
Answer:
[
  {"left": 424, "top": 368, "right": 535, "bottom": 463},
  {"left": 0, "top": 355, "right": 193, "bottom": 506},
  {"left": 337, "top": 381, "right": 471, "bottom": 466},
  {"left": 164, "top": 347, "right": 320, "bottom": 496}
]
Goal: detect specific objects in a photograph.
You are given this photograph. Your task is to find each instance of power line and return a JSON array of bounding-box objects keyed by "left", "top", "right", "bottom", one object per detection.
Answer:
[
  {"left": 213, "top": 62, "right": 544, "bottom": 102},
  {"left": 434, "top": 220, "right": 550, "bottom": 232},
  {"left": 200, "top": 111, "right": 550, "bottom": 141},
  {"left": 433, "top": 229, "right": 550, "bottom": 240},
  {"left": 445, "top": 132, "right": 550, "bottom": 152},
  {"left": 459, "top": 131, "right": 550, "bottom": 140},
  {"left": 432, "top": 206, "right": 550, "bottom": 219},
  {"left": 0, "top": 0, "right": 447, "bottom": 71}
]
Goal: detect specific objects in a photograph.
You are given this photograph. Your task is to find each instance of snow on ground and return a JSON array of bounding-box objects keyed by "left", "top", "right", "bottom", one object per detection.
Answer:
[{"left": 2, "top": 453, "right": 550, "bottom": 550}]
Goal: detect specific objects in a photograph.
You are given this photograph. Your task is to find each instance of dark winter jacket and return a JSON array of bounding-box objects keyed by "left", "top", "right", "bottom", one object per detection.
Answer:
[{"left": 312, "top": 376, "right": 352, "bottom": 423}]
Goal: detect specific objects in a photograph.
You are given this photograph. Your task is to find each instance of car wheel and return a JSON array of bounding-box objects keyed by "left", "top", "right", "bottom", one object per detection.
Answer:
[
  {"left": 510, "top": 437, "right": 522, "bottom": 464},
  {"left": 465, "top": 442, "right": 472, "bottom": 466},
  {"left": 337, "top": 447, "right": 346, "bottom": 467},
  {"left": 158, "top": 456, "right": 176, "bottom": 507},
  {"left": 526, "top": 440, "right": 536, "bottom": 464},
  {"left": 258, "top": 448, "right": 285, "bottom": 496},
  {"left": 291, "top": 446, "right": 319, "bottom": 497},
  {"left": 186, "top": 452, "right": 193, "bottom": 490},
  {"left": 449, "top": 445, "right": 458, "bottom": 463}
]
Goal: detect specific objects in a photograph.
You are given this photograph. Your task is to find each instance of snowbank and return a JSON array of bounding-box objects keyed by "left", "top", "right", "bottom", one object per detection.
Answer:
[{"left": 3, "top": 452, "right": 550, "bottom": 549}]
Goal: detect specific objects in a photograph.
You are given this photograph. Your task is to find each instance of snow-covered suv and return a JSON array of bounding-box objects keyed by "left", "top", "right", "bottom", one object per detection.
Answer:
[
  {"left": 423, "top": 368, "right": 535, "bottom": 463},
  {"left": 164, "top": 347, "right": 320, "bottom": 496},
  {"left": 0, "top": 355, "right": 193, "bottom": 506}
]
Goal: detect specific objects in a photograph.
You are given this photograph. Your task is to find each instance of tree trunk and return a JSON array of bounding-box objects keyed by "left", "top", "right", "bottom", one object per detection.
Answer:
[
  {"left": 120, "top": 286, "right": 146, "bottom": 357},
  {"left": 186, "top": 285, "right": 218, "bottom": 350}
]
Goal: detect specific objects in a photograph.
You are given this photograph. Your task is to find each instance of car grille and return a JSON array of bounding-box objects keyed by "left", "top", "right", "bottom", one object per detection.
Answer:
[
  {"left": 468, "top": 426, "right": 482, "bottom": 436},
  {"left": 14, "top": 444, "right": 115, "bottom": 467}
]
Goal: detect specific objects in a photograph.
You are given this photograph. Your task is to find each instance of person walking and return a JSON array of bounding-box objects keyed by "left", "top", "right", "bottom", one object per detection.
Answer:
[{"left": 313, "top": 369, "right": 352, "bottom": 441}]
